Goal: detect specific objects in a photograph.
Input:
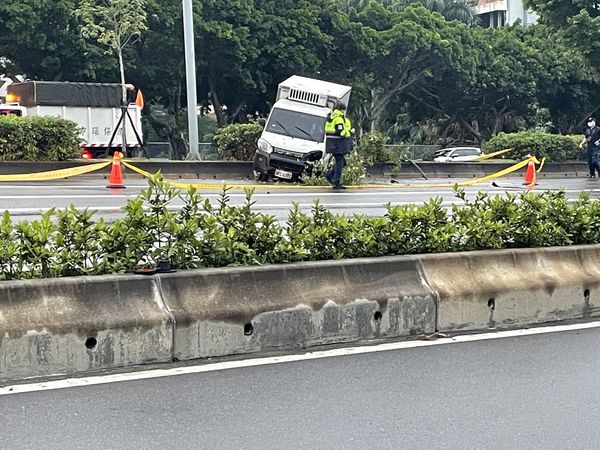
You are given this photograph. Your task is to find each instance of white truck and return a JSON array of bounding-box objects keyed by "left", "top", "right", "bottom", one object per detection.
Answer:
[
  {"left": 253, "top": 75, "right": 351, "bottom": 181},
  {"left": 0, "top": 81, "right": 143, "bottom": 158}
]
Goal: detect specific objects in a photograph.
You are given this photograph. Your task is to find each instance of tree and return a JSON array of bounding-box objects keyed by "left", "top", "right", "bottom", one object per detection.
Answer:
[
  {"left": 345, "top": 0, "right": 477, "bottom": 25},
  {"left": 325, "top": 3, "right": 478, "bottom": 133},
  {"left": 400, "top": 23, "right": 599, "bottom": 143},
  {"left": 528, "top": 0, "right": 600, "bottom": 68},
  {"left": 127, "top": 0, "right": 188, "bottom": 159},
  {"left": 76, "top": 0, "right": 148, "bottom": 104},
  {"left": 195, "top": 0, "right": 331, "bottom": 127},
  {"left": 0, "top": 0, "right": 113, "bottom": 81}
]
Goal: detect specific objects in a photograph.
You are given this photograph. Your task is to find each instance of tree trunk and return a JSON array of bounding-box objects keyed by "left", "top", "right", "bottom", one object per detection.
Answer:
[
  {"left": 146, "top": 107, "right": 188, "bottom": 160},
  {"left": 118, "top": 46, "right": 128, "bottom": 154},
  {"left": 208, "top": 76, "right": 227, "bottom": 127}
]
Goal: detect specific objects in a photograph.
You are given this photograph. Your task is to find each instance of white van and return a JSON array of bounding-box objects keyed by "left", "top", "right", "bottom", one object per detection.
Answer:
[{"left": 253, "top": 76, "right": 351, "bottom": 181}]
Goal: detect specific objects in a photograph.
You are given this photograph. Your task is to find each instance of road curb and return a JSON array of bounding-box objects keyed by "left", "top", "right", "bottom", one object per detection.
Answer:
[{"left": 1, "top": 245, "right": 599, "bottom": 381}]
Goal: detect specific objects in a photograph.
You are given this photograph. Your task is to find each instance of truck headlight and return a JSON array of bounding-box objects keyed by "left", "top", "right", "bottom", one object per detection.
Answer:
[{"left": 258, "top": 138, "right": 273, "bottom": 154}]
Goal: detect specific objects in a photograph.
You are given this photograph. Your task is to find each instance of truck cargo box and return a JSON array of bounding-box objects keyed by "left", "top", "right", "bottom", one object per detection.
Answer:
[
  {"left": 276, "top": 76, "right": 351, "bottom": 108},
  {"left": 7, "top": 81, "right": 122, "bottom": 108}
]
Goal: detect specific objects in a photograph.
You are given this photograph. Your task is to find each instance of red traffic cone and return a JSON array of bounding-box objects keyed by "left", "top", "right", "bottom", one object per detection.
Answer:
[
  {"left": 523, "top": 160, "right": 537, "bottom": 186},
  {"left": 107, "top": 151, "right": 125, "bottom": 189}
]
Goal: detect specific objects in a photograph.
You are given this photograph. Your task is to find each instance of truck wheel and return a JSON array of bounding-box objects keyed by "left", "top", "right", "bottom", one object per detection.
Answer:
[{"left": 254, "top": 172, "right": 269, "bottom": 182}]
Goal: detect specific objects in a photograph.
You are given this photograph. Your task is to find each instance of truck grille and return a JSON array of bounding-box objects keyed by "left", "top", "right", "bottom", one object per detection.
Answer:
[
  {"left": 288, "top": 89, "right": 324, "bottom": 106},
  {"left": 272, "top": 159, "right": 304, "bottom": 173},
  {"left": 274, "top": 148, "right": 305, "bottom": 160}
]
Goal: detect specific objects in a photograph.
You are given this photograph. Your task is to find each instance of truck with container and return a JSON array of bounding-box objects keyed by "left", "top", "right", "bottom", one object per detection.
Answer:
[
  {"left": 253, "top": 76, "right": 351, "bottom": 181},
  {"left": 0, "top": 81, "right": 143, "bottom": 158}
]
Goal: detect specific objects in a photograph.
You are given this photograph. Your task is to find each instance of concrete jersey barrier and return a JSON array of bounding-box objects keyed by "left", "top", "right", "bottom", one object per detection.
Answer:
[
  {"left": 420, "top": 246, "right": 600, "bottom": 331},
  {"left": 1, "top": 245, "right": 600, "bottom": 381},
  {"left": 0, "top": 276, "right": 173, "bottom": 380},
  {"left": 158, "top": 257, "right": 436, "bottom": 360}
]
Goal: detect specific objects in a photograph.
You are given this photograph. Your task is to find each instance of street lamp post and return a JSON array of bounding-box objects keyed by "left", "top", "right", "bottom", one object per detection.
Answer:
[{"left": 182, "top": 0, "right": 200, "bottom": 160}]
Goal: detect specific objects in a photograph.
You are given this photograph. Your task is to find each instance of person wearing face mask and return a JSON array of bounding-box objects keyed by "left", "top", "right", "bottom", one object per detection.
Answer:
[{"left": 580, "top": 117, "right": 600, "bottom": 178}]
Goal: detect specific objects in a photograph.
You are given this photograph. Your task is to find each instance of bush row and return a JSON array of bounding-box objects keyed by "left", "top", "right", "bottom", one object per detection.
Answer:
[
  {"left": 213, "top": 123, "right": 262, "bottom": 161},
  {"left": 0, "top": 115, "right": 81, "bottom": 161},
  {"left": 213, "top": 125, "right": 587, "bottom": 165},
  {"left": 2, "top": 176, "right": 600, "bottom": 281},
  {"left": 483, "top": 131, "right": 582, "bottom": 162}
]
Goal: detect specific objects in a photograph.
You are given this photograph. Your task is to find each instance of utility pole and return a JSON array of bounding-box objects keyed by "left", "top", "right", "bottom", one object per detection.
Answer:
[{"left": 182, "top": 0, "right": 200, "bottom": 160}]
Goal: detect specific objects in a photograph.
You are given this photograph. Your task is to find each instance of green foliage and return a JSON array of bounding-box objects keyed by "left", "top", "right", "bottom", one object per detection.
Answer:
[
  {"left": 299, "top": 159, "right": 332, "bottom": 186},
  {"left": 0, "top": 116, "right": 81, "bottom": 161},
  {"left": 355, "top": 132, "right": 389, "bottom": 164},
  {"left": 483, "top": 131, "right": 582, "bottom": 162},
  {"left": 2, "top": 175, "right": 600, "bottom": 282},
  {"left": 2, "top": 0, "right": 599, "bottom": 154},
  {"left": 301, "top": 132, "right": 402, "bottom": 186},
  {"left": 528, "top": 0, "right": 600, "bottom": 69},
  {"left": 76, "top": 0, "right": 148, "bottom": 103},
  {"left": 213, "top": 123, "right": 262, "bottom": 160},
  {"left": 0, "top": 0, "right": 114, "bottom": 81}
]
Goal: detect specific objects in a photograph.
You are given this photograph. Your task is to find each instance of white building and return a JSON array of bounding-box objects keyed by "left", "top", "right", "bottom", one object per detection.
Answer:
[{"left": 475, "top": 0, "right": 538, "bottom": 27}]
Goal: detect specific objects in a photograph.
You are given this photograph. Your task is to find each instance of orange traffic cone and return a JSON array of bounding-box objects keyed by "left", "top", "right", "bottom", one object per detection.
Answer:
[
  {"left": 523, "top": 160, "right": 537, "bottom": 186},
  {"left": 107, "top": 151, "right": 125, "bottom": 189}
]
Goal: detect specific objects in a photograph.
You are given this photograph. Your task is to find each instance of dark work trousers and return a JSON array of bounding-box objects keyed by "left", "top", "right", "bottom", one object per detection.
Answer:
[
  {"left": 587, "top": 149, "right": 600, "bottom": 177},
  {"left": 331, "top": 153, "right": 347, "bottom": 187}
]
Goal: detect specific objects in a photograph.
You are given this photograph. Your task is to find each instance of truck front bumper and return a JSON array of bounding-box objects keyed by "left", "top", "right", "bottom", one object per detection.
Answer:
[{"left": 253, "top": 149, "right": 323, "bottom": 179}]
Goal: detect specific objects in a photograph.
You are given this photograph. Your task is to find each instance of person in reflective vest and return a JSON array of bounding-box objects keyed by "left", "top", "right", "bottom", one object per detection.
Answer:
[{"left": 325, "top": 102, "right": 353, "bottom": 189}]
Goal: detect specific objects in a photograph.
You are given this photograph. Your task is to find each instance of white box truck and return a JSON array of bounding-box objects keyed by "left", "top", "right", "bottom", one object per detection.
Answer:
[
  {"left": 253, "top": 75, "right": 351, "bottom": 181},
  {"left": 0, "top": 81, "right": 143, "bottom": 158}
]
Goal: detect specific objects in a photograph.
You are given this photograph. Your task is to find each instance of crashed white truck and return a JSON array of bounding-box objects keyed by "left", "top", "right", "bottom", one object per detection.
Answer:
[
  {"left": 0, "top": 81, "right": 143, "bottom": 158},
  {"left": 253, "top": 76, "right": 351, "bottom": 181}
]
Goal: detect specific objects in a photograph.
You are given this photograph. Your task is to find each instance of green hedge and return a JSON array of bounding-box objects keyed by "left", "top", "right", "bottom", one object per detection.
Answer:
[
  {"left": 0, "top": 115, "right": 81, "bottom": 161},
  {"left": 2, "top": 176, "right": 600, "bottom": 281},
  {"left": 213, "top": 123, "right": 262, "bottom": 161},
  {"left": 483, "top": 131, "right": 582, "bottom": 162}
]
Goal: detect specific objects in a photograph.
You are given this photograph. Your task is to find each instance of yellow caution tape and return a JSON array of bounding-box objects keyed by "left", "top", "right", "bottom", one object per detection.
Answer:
[
  {"left": 0, "top": 161, "right": 111, "bottom": 182},
  {"left": 476, "top": 148, "right": 512, "bottom": 161},
  {"left": 537, "top": 157, "right": 546, "bottom": 173},
  {"left": 122, "top": 160, "right": 152, "bottom": 178},
  {"left": 458, "top": 157, "right": 533, "bottom": 187},
  {"left": 123, "top": 156, "right": 537, "bottom": 191}
]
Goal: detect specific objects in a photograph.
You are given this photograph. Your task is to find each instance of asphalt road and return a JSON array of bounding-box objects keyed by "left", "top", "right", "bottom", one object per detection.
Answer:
[
  {"left": 1, "top": 176, "right": 600, "bottom": 222},
  {"left": 0, "top": 325, "right": 598, "bottom": 449}
]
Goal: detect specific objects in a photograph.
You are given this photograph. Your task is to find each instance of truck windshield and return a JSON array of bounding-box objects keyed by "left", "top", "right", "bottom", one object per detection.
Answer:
[{"left": 266, "top": 108, "right": 325, "bottom": 143}]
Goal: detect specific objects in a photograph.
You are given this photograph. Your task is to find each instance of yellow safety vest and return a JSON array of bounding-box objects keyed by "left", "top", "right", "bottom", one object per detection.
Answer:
[{"left": 325, "top": 109, "right": 352, "bottom": 138}]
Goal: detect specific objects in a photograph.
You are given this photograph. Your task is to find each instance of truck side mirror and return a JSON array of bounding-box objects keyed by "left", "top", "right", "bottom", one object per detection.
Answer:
[{"left": 258, "top": 118, "right": 266, "bottom": 127}]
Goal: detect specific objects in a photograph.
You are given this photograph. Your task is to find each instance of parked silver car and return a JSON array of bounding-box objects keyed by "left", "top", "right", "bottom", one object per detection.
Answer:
[{"left": 433, "top": 147, "right": 482, "bottom": 162}]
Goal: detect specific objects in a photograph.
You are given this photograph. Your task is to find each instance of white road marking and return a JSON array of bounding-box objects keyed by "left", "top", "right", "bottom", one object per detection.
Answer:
[
  {"left": 0, "top": 194, "right": 136, "bottom": 200},
  {"left": 1, "top": 201, "right": 460, "bottom": 216},
  {"left": 1, "top": 321, "right": 598, "bottom": 396}
]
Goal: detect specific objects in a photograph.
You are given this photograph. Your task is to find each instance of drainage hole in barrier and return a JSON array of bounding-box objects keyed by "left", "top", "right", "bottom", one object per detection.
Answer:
[
  {"left": 244, "top": 323, "right": 254, "bottom": 336},
  {"left": 85, "top": 337, "right": 97, "bottom": 350},
  {"left": 584, "top": 289, "right": 590, "bottom": 299},
  {"left": 488, "top": 298, "right": 496, "bottom": 310},
  {"left": 374, "top": 311, "right": 383, "bottom": 322}
]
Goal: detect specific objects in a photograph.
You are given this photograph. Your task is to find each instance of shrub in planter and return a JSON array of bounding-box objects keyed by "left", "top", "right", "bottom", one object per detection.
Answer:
[
  {"left": 4, "top": 176, "right": 600, "bottom": 281},
  {"left": 213, "top": 123, "right": 262, "bottom": 161},
  {"left": 0, "top": 115, "right": 81, "bottom": 161},
  {"left": 483, "top": 131, "right": 581, "bottom": 162}
]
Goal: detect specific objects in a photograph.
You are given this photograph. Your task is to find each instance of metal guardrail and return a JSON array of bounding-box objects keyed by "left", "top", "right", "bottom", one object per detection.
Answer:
[
  {"left": 146, "top": 142, "right": 442, "bottom": 161},
  {"left": 385, "top": 144, "right": 442, "bottom": 160},
  {"left": 144, "top": 142, "right": 219, "bottom": 160}
]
